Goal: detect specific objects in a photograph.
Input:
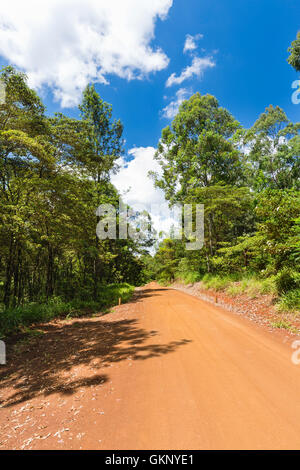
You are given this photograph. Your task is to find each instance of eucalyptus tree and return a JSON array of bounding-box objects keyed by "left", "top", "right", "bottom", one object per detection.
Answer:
[
  {"left": 79, "top": 84, "right": 124, "bottom": 297},
  {"left": 244, "top": 105, "right": 300, "bottom": 190},
  {"left": 151, "top": 93, "right": 244, "bottom": 204},
  {"left": 151, "top": 93, "right": 245, "bottom": 270}
]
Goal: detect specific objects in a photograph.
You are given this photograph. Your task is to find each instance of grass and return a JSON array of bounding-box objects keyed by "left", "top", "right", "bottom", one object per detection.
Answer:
[
  {"left": 270, "top": 319, "right": 298, "bottom": 333},
  {"left": 176, "top": 271, "right": 201, "bottom": 285},
  {"left": 196, "top": 273, "right": 277, "bottom": 298},
  {"left": 200, "top": 274, "right": 236, "bottom": 291},
  {"left": 0, "top": 283, "right": 134, "bottom": 338},
  {"left": 176, "top": 270, "right": 300, "bottom": 314},
  {"left": 276, "top": 289, "right": 300, "bottom": 313}
]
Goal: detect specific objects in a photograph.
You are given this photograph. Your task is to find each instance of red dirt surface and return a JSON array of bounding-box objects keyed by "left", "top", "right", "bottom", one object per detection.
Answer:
[
  {"left": 1, "top": 282, "right": 300, "bottom": 450},
  {"left": 172, "top": 281, "right": 300, "bottom": 333}
]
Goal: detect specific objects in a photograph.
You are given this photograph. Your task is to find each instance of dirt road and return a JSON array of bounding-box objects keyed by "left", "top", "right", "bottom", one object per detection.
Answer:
[{"left": 1, "top": 283, "right": 300, "bottom": 450}]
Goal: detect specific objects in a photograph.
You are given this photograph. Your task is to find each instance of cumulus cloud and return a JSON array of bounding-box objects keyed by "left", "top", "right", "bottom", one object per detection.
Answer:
[
  {"left": 112, "top": 147, "right": 163, "bottom": 207},
  {"left": 166, "top": 55, "right": 215, "bottom": 87},
  {"left": 111, "top": 146, "right": 177, "bottom": 235},
  {"left": 183, "top": 33, "right": 203, "bottom": 53},
  {"left": 162, "top": 87, "right": 191, "bottom": 118},
  {"left": 0, "top": 0, "right": 172, "bottom": 107}
]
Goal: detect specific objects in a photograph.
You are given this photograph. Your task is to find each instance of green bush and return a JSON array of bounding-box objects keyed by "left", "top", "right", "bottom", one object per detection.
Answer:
[
  {"left": 199, "top": 274, "right": 276, "bottom": 298},
  {"left": 275, "top": 269, "right": 299, "bottom": 294},
  {"left": 277, "top": 289, "right": 300, "bottom": 312},
  {"left": 0, "top": 283, "right": 134, "bottom": 338},
  {"left": 201, "top": 274, "right": 236, "bottom": 291},
  {"left": 176, "top": 271, "right": 201, "bottom": 284}
]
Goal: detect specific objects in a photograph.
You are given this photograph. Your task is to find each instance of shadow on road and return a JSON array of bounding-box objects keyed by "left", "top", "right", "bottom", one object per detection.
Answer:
[
  {"left": 131, "top": 287, "right": 172, "bottom": 302},
  {"left": 0, "top": 314, "right": 191, "bottom": 408}
]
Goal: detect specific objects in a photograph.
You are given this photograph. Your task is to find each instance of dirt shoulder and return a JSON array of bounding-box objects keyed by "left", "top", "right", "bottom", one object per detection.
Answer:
[{"left": 172, "top": 281, "right": 300, "bottom": 337}]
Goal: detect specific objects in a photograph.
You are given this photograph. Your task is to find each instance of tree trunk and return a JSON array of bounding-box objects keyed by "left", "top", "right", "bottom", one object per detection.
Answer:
[
  {"left": 13, "top": 244, "right": 21, "bottom": 306},
  {"left": 3, "top": 235, "right": 14, "bottom": 307},
  {"left": 46, "top": 244, "right": 54, "bottom": 299}
]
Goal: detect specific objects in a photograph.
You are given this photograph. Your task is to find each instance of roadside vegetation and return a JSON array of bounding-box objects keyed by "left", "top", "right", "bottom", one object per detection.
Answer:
[
  {"left": 0, "top": 283, "right": 134, "bottom": 338},
  {"left": 0, "top": 32, "right": 299, "bottom": 338},
  {"left": 142, "top": 35, "right": 300, "bottom": 318},
  {"left": 0, "top": 67, "right": 148, "bottom": 337}
]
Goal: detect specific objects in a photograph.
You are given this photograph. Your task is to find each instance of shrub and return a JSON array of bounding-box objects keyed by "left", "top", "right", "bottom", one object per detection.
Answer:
[
  {"left": 0, "top": 283, "right": 134, "bottom": 338},
  {"left": 275, "top": 269, "right": 299, "bottom": 294},
  {"left": 277, "top": 289, "right": 300, "bottom": 312},
  {"left": 200, "top": 274, "right": 235, "bottom": 291}
]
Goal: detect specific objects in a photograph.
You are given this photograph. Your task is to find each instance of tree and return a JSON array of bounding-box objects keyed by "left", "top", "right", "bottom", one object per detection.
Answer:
[
  {"left": 0, "top": 66, "right": 54, "bottom": 305},
  {"left": 288, "top": 31, "right": 300, "bottom": 72},
  {"left": 153, "top": 239, "right": 183, "bottom": 283},
  {"left": 244, "top": 105, "right": 300, "bottom": 190},
  {"left": 254, "top": 189, "right": 300, "bottom": 271},
  {"left": 151, "top": 93, "right": 244, "bottom": 204},
  {"left": 79, "top": 84, "right": 124, "bottom": 298},
  {"left": 79, "top": 84, "right": 123, "bottom": 183},
  {"left": 0, "top": 67, "right": 147, "bottom": 309},
  {"left": 186, "top": 184, "right": 254, "bottom": 271}
]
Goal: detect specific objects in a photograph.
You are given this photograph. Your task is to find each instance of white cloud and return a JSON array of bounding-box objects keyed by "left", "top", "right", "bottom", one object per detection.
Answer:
[
  {"left": 166, "top": 56, "right": 215, "bottom": 87},
  {"left": 111, "top": 146, "right": 177, "bottom": 236},
  {"left": 162, "top": 87, "right": 191, "bottom": 118},
  {"left": 112, "top": 147, "right": 163, "bottom": 207},
  {"left": 183, "top": 33, "right": 203, "bottom": 53},
  {"left": 0, "top": 0, "right": 172, "bottom": 107}
]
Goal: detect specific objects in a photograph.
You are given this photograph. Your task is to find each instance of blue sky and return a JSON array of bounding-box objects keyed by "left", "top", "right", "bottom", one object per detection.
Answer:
[
  {"left": 0, "top": 0, "right": 299, "bottom": 232},
  {"left": 108, "top": 0, "right": 299, "bottom": 151},
  {"left": 47, "top": 0, "right": 299, "bottom": 150}
]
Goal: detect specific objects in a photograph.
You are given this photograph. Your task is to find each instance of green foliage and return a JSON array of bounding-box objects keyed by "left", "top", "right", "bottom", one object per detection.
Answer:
[
  {"left": 176, "top": 258, "right": 201, "bottom": 284},
  {"left": 277, "top": 289, "right": 300, "bottom": 312},
  {"left": 288, "top": 31, "right": 300, "bottom": 72},
  {"left": 151, "top": 90, "right": 299, "bottom": 315},
  {"left": 226, "top": 277, "right": 276, "bottom": 298},
  {"left": 153, "top": 239, "right": 181, "bottom": 283},
  {"left": 151, "top": 93, "right": 244, "bottom": 204},
  {"left": 275, "top": 269, "right": 300, "bottom": 294},
  {"left": 200, "top": 274, "right": 237, "bottom": 291},
  {"left": 243, "top": 105, "right": 300, "bottom": 190},
  {"left": 0, "top": 66, "right": 149, "bottom": 323},
  {"left": 0, "top": 283, "right": 134, "bottom": 338},
  {"left": 270, "top": 319, "right": 296, "bottom": 331}
]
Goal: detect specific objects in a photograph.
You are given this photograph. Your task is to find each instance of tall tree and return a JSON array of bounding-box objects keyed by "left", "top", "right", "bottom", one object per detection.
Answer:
[
  {"left": 151, "top": 93, "right": 244, "bottom": 204},
  {"left": 0, "top": 66, "right": 53, "bottom": 305},
  {"left": 79, "top": 84, "right": 124, "bottom": 183},
  {"left": 244, "top": 105, "right": 300, "bottom": 190},
  {"left": 79, "top": 84, "right": 124, "bottom": 298}
]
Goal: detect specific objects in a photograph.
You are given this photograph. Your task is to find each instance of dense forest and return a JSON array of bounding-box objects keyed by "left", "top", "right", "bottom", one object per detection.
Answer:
[
  {"left": 0, "top": 66, "right": 151, "bottom": 335},
  {"left": 0, "top": 32, "right": 299, "bottom": 337},
  {"left": 145, "top": 95, "right": 299, "bottom": 298}
]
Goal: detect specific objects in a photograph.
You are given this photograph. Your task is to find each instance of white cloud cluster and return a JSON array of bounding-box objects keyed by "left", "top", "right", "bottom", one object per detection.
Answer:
[
  {"left": 183, "top": 33, "right": 203, "bottom": 53},
  {"left": 111, "top": 146, "right": 176, "bottom": 235},
  {"left": 166, "top": 56, "right": 215, "bottom": 87},
  {"left": 112, "top": 147, "right": 163, "bottom": 207},
  {"left": 162, "top": 87, "right": 191, "bottom": 118},
  {"left": 0, "top": 0, "right": 172, "bottom": 107}
]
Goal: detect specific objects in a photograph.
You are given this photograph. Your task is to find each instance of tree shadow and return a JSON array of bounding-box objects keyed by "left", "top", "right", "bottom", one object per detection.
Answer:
[
  {"left": 0, "top": 316, "right": 191, "bottom": 408},
  {"left": 130, "top": 287, "right": 172, "bottom": 303}
]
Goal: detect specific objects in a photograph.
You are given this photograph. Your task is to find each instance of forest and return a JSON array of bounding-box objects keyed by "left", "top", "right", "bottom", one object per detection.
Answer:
[{"left": 0, "top": 32, "right": 299, "bottom": 337}]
